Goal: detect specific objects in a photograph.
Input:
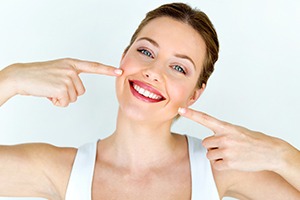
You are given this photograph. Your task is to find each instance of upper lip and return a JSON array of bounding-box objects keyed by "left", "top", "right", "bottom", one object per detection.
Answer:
[{"left": 129, "top": 79, "right": 166, "bottom": 100}]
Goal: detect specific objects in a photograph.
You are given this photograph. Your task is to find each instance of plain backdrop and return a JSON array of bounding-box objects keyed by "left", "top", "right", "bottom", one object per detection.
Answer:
[{"left": 0, "top": 0, "right": 299, "bottom": 200}]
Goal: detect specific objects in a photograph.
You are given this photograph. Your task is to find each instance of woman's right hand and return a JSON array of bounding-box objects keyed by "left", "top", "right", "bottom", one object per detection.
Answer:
[{"left": 0, "top": 58, "right": 122, "bottom": 107}]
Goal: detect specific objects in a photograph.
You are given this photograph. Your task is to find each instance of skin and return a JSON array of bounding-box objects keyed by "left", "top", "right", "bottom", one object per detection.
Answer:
[
  {"left": 0, "top": 17, "right": 299, "bottom": 199},
  {"left": 92, "top": 17, "right": 205, "bottom": 199},
  {"left": 179, "top": 108, "right": 300, "bottom": 199},
  {"left": 0, "top": 58, "right": 122, "bottom": 107}
]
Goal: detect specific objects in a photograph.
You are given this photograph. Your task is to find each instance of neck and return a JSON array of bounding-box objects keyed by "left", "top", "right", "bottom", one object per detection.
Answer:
[{"left": 104, "top": 108, "right": 179, "bottom": 171}]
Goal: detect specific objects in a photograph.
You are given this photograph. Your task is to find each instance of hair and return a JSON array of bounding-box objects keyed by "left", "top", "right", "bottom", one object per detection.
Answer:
[{"left": 124, "top": 2, "right": 219, "bottom": 88}]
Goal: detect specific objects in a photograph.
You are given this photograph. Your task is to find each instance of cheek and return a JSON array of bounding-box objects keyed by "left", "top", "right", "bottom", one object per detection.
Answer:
[
  {"left": 119, "top": 55, "right": 140, "bottom": 74},
  {"left": 116, "top": 57, "right": 138, "bottom": 98},
  {"left": 167, "top": 81, "right": 194, "bottom": 105}
]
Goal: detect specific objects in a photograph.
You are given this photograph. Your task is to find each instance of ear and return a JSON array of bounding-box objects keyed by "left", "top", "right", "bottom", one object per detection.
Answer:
[{"left": 187, "top": 83, "right": 206, "bottom": 106}]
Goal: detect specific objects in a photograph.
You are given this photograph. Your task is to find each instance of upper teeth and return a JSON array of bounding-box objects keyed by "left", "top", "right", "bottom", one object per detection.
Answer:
[{"left": 133, "top": 83, "right": 162, "bottom": 100}]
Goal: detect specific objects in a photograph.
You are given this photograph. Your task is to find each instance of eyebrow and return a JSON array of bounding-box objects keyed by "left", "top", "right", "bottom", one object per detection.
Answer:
[
  {"left": 137, "top": 37, "right": 159, "bottom": 47},
  {"left": 137, "top": 37, "right": 196, "bottom": 70},
  {"left": 174, "top": 54, "right": 196, "bottom": 70}
]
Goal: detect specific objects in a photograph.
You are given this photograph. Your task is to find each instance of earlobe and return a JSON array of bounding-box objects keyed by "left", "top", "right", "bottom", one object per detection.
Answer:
[{"left": 187, "top": 83, "right": 206, "bottom": 106}]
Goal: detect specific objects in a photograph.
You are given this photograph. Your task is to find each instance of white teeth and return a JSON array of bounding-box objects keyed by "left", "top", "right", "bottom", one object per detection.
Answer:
[
  {"left": 144, "top": 90, "right": 150, "bottom": 97},
  {"left": 133, "top": 83, "right": 162, "bottom": 100}
]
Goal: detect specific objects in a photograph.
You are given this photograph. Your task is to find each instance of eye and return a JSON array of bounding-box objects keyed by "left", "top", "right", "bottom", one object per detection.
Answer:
[
  {"left": 137, "top": 49, "right": 154, "bottom": 58},
  {"left": 172, "top": 65, "right": 186, "bottom": 75}
]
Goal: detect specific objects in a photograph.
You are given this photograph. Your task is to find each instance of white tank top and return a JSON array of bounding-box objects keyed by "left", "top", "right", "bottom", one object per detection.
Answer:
[{"left": 65, "top": 135, "right": 220, "bottom": 200}]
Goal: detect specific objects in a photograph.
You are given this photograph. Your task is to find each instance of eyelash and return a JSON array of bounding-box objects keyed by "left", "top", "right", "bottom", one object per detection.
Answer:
[
  {"left": 137, "top": 49, "right": 154, "bottom": 58},
  {"left": 172, "top": 65, "right": 186, "bottom": 75},
  {"left": 137, "top": 48, "right": 186, "bottom": 75}
]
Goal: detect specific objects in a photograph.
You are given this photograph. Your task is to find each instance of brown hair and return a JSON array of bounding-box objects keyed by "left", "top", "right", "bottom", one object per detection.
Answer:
[{"left": 124, "top": 3, "right": 219, "bottom": 88}]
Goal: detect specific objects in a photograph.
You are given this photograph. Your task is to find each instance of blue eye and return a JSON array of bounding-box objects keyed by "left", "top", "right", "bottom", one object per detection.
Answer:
[
  {"left": 173, "top": 65, "right": 186, "bottom": 74},
  {"left": 138, "top": 49, "right": 154, "bottom": 58}
]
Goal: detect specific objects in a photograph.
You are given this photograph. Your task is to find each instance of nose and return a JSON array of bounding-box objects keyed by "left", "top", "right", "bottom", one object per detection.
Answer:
[{"left": 142, "top": 64, "right": 163, "bottom": 82}]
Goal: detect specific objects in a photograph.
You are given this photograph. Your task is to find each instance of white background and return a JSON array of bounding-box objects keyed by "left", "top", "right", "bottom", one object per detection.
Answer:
[{"left": 0, "top": 0, "right": 299, "bottom": 199}]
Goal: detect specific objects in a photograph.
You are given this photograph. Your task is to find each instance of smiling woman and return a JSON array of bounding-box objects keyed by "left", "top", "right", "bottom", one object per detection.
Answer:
[
  {"left": 116, "top": 16, "right": 208, "bottom": 122},
  {"left": 0, "top": 1, "right": 300, "bottom": 200}
]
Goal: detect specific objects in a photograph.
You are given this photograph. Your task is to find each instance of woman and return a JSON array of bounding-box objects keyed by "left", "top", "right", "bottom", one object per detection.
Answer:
[{"left": 0, "top": 3, "right": 300, "bottom": 200}]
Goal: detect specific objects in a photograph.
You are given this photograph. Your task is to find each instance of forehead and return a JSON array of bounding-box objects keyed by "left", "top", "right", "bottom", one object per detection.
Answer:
[{"left": 135, "top": 17, "right": 206, "bottom": 72}]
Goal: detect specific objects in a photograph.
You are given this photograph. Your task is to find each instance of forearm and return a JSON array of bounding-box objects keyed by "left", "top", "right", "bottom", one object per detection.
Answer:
[
  {"left": 274, "top": 140, "right": 300, "bottom": 191},
  {"left": 0, "top": 66, "right": 17, "bottom": 106}
]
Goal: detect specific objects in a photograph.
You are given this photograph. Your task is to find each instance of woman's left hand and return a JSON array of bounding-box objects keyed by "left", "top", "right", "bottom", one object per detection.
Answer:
[{"left": 178, "top": 107, "right": 293, "bottom": 172}]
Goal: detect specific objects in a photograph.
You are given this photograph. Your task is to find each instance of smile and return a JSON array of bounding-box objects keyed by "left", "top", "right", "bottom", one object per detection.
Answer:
[{"left": 129, "top": 80, "right": 165, "bottom": 103}]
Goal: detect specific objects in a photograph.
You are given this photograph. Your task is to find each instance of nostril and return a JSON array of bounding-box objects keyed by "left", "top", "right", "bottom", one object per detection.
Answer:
[{"left": 144, "top": 71, "right": 160, "bottom": 82}]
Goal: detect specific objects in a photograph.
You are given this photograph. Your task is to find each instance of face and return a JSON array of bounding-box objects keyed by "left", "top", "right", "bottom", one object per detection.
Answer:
[{"left": 116, "top": 17, "right": 206, "bottom": 122}]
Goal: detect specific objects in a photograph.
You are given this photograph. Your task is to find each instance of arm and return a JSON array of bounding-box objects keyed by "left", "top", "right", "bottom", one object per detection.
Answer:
[
  {"left": 0, "top": 143, "right": 76, "bottom": 199},
  {"left": 0, "top": 65, "right": 17, "bottom": 106},
  {"left": 214, "top": 168, "right": 300, "bottom": 199},
  {"left": 273, "top": 139, "right": 300, "bottom": 191},
  {"left": 0, "top": 58, "right": 123, "bottom": 197},
  {"left": 178, "top": 107, "right": 300, "bottom": 199}
]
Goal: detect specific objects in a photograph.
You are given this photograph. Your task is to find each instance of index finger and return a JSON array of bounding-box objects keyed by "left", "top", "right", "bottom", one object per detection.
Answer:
[
  {"left": 71, "top": 59, "right": 123, "bottom": 76},
  {"left": 178, "top": 107, "right": 227, "bottom": 132}
]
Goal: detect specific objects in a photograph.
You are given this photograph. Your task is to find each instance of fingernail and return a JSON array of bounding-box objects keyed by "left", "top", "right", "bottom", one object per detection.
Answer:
[
  {"left": 114, "top": 69, "right": 123, "bottom": 75},
  {"left": 178, "top": 107, "right": 186, "bottom": 114}
]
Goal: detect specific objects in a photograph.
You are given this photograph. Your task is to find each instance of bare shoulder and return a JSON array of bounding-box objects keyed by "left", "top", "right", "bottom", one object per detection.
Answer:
[
  {"left": 212, "top": 167, "right": 300, "bottom": 199},
  {"left": 0, "top": 143, "right": 77, "bottom": 199}
]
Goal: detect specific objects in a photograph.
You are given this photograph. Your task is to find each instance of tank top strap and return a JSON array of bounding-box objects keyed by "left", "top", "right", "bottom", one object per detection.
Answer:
[
  {"left": 65, "top": 141, "right": 98, "bottom": 200},
  {"left": 187, "top": 135, "right": 220, "bottom": 200}
]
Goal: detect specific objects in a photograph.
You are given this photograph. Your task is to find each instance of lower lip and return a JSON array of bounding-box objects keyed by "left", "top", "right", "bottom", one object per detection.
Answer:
[{"left": 129, "top": 82, "right": 163, "bottom": 103}]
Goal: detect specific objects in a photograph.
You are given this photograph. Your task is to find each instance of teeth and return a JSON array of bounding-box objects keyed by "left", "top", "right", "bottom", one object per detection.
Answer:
[{"left": 133, "top": 83, "right": 162, "bottom": 100}]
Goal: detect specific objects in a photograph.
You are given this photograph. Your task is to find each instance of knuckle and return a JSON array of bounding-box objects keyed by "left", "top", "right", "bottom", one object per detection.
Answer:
[
  {"left": 62, "top": 57, "right": 74, "bottom": 64},
  {"left": 55, "top": 86, "right": 68, "bottom": 97},
  {"left": 77, "top": 87, "right": 86, "bottom": 96},
  {"left": 54, "top": 100, "right": 67, "bottom": 107},
  {"left": 63, "top": 77, "right": 72, "bottom": 85},
  {"left": 202, "top": 139, "right": 208, "bottom": 148},
  {"left": 70, "top": 96, "right": 77, "bottom": 103},
  {"left": 219, "top": 135, "right": 231, "bottom": 146},
  {"left": 206, "top": 151, "right": 213, "bottom": 160},
  {"left": 61, "top": 102, "right": 69, "bottom": 107},
  {"left": 58, "top": 98, "right": 69, "bottom": 107},
  {"left": 66, "top": 68, "right": 77, "bottom": 77},
  {"left": 222, "top": 148, "right": 232, "bottom": 158},
  {"left": 213, "top": 160, "right": 227, "bottom": 171}
]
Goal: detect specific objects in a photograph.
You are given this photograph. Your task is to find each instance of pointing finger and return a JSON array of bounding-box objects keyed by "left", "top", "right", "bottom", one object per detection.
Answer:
[
  {"left": 178, "top": 107, "right": 227, "bottom": 133},
  {"left": 69, "top": 59, "right": 123, "bottom": 76}
]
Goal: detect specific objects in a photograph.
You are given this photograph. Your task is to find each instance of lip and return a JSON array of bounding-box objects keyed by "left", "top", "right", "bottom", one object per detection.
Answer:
[{"left": 129, "top": 80, "right": 166, "bottom": 103}]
